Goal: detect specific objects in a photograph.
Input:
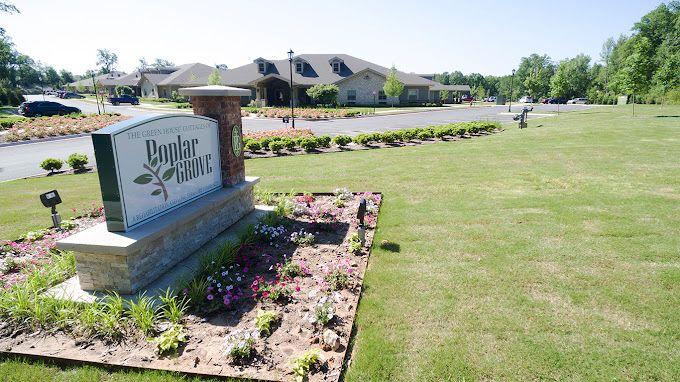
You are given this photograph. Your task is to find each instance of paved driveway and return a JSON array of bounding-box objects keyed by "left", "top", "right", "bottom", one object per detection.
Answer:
[{"left": 0, "top": 100, "right": 590, "bottom": 182}]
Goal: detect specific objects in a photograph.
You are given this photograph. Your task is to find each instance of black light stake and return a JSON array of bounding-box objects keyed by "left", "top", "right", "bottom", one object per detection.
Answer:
[
  {"left": 288, "top": 49, "right": 295, "bottom": 128},
  {"left": 39, "top": 189, "right": 62, "bottom": 227},
  {"left": 508, "top": 69, "right": 515, "bottom": 113}
]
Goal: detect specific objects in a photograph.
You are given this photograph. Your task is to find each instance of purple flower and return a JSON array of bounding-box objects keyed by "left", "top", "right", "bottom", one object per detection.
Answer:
[{"left": 207, "top": 294, "right": 214, "bottom": 301}]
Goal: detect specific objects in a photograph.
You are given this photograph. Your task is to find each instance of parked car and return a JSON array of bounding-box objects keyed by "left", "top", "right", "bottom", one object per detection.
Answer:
[
  {"left": 519, "top": 96, "right": 534, "bottom": 103},
  {"left": 548, "top": 98, "right": 567, "bottom": 104},
  {"left": 62, "top": 92, "right": 85, "bottom": 99},
  {"left": 484, "top": 96, "right": 497, "bottom": 102},
  {"left": 567, "top": 97, "right": 588, "bottom": 104},
  {"left": 18, "top": 101, "right": 81, "bottom": 117},
  {"left": 461, "top": 95, "right": 475, "bottom": 102},
  {"left": 108, "top": 94, "right": 139, "bottom": 105}
]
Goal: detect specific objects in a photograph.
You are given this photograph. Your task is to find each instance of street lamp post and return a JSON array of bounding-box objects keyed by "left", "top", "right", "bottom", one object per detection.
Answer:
[
  {"left": 508, "top": 69, "right": 515, "bottom": 113},
  {"left": 288, "top": 49, "right": 295, "bottom": 128}
]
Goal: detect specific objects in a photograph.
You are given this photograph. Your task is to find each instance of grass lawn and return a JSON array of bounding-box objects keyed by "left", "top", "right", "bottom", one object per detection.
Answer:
[{"left": 1, "top": 104, "right": 678, "bottom": 380}]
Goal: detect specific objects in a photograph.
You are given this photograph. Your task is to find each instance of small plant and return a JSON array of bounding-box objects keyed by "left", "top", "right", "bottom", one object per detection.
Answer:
[
  {"left": 417, "top": 130, "right": 433, "bottom": 140},
  {"left": 332, "top": 135, "right": 352, "bottom": 147},
  {"left": 225, "top": 329, "right": 259, "bottom": 361},
  {"left": 282, "top": 138, "right": 297, "bottom": 150},
  {"left": 66, "top": 153, "right": 89, "bottom": 171},
  {"left": 348, "top": 233, "right": 362, "bottom": 254},
  {"left": 290, "top": 229, "right": 315, "bottom": 246},
  {"left": 334, "top": 187, "right": 353, "bottom": 201},
  {"left": 59, "top": 219, "right": 77, "bottom": 230},
  {"left": 255, "top": 310, "right": 281, "bottom": 336},
  {"left": 251, "top": 276, "right": 293, "bottom": 303},
  {"left": 380, "top": 132, "right": 396, "bottom": 144},
  {"left": 244, "top": 140, "right": 262, "bottom": 152},
  {"left": 182, "top": 277, "right": 210, "bottom": 310},
  {"left": 353, "top": 134, "right": 372, "bottom": 146},
  {"left": 314, "top": 296, "right": 334, "bottom": 326},
  {"left": 153, "top": 323, "right": 187, "bottom": 355},
  {"left": 254, "top": 223, "right": 286, "bottom": 244},
  {"left": 299, "top": 138, "right": 318, "bottom": 152},
  {"left": 259, "top": 137, "right": 273, "bottom": 150},
  {"left": 159, "top": 288, "right": 189, "bottom": 324},
  {"left": 277, "top": 258, "right": 309, "bottom": 279},
  {"left": 315, "top": 135, "right": 332, "bottom": 148},
  {"left": 292, "top": 348, "right": 323, "bottom": 382},
  {"left": 40, "top": 158, "right": 63, "bottom": 173},
  {"left": 127, "top": 293, "right": 157, "bottom": 336},
  {"left": 269, "top": 140, "right": 285, "bottom": 154},
  {"left": 324, "top": 259, "right": 353, "bottom": 291}
]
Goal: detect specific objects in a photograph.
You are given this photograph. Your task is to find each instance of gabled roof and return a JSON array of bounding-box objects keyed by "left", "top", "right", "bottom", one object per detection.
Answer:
[
  {"left": 114, "top": 72, "right": 143, "bottom": 87},
  {"left": 157, "top": 63, "right": 217, "bottom": 86},
  {"left": 67, "top": 71, "right": 127, "bottom": 87},
  {"left": 142, "top": 72, "right": 171, "bottom": 85},
  {"left": 220, "top": 54, "right": 436, "bottom": 87},
  {"left": 429, "top": 83, "right": 471, "bottom": 92}
]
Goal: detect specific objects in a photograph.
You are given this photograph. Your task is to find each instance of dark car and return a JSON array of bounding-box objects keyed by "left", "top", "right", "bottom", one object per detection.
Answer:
[
  {"left": 108, "top": 94, "right": 139, "bottom": 105},
  {"left": 548, "top": 98, "right": 567, "bottom": 104},
  {"left": 461, "top": 95, "right": 474, "bottom": 102},
  {"left": 62, "top": 92, "right": 85, "bottom": 99},
  {"left": 18, "top": 101, "right": 81, "bottom": 117}
]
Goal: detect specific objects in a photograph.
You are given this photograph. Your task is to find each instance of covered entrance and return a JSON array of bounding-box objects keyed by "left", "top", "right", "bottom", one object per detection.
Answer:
[{"left": 253, "top": 77, "right": 310, "bottom": 107}]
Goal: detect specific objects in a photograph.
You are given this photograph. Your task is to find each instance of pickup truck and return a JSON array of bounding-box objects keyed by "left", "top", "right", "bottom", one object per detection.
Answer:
[{"left": 107, "top": 94, "right": 139, "bottom": 105}]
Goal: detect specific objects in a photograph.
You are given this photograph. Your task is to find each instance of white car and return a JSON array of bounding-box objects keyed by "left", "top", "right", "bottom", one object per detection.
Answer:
[
  {"left": 518, "top": 96, "right": 534, "bottom": 103},
  {"left": 567, "top": 98, "right": 588, "bottom": 104}
]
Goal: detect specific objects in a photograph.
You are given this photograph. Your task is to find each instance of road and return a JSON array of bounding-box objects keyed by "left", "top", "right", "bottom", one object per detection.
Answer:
[{"left": 0, "top": 97, "right": 590, "bottom": 182}]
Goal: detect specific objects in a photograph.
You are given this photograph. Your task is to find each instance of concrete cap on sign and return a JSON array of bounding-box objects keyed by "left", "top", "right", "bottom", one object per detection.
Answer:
[{"left": 178, "top": 85, "right": 251, "bottom": 97}]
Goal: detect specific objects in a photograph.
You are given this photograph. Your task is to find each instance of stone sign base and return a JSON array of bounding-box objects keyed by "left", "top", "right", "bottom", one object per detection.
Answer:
[{"left": 56, "top": 177, "right": 259, "bottom": 295}]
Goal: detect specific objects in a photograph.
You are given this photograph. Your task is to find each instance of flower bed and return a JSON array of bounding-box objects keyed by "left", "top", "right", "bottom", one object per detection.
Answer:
[
  {"left": 0, "top": 204, "right": 104, "bottom": 288},
  {"left": 257, "top": 107, "right": 363, "bottom": 119},
  {"left": 2, "top": 113, "right": 130, "bottom": 142},
  {"left": 244, "top": 128, "right": 314, "bottom": 141},
  {"left": 0, "top": 190, "right": 381, "bottom": 382}
]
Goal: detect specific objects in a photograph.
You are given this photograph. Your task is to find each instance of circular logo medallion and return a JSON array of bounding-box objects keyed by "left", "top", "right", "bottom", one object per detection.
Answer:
[{"left": 231, "top": 125, "right": 242, "bottom": 157}]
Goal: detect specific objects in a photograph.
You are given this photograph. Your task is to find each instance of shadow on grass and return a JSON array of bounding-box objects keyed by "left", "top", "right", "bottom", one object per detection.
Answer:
[
  {"left": 656, "top": 115, "right": 680, "bottom": 118},
  {"left": 379, "top": 240, "right": 400, "bottom": 253}
]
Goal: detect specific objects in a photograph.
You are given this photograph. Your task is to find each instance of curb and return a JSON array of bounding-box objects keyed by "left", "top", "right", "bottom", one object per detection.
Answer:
[{"left": 0, "top": 133, "right": 91, "bottom": 148}]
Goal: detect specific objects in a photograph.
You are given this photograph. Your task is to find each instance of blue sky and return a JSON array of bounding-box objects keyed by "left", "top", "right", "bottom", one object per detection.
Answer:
[{"left": 3, "top": 0, "right": 665, "bottom": 75}]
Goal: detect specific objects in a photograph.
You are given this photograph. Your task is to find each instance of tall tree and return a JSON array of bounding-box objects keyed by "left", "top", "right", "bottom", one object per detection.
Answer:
[
  {"left": 96, "top": 49, "right": 118, "bottom": 74},
  {"left": 383, "top": 67, "right": 404, "bottom": 107},
  {"left": 516, "top": 54, "right": 554, "bottom": 98},
  {"left": 43, "top": 66, "right": 61, "bottom": 88},
  {"left": 207, "top": 68, "right": 222, "bottom": 85},
  {"left": 59, "top": 69, "right": 74, "bottom": 84},
  {"left": 152, "top": 58, "right": 174, "bottom": 68},
  {"left": 138, "top": 57, "right": 149, "bottom": 70},
  {"left": 550, "top": 54, "right": 592, "bottom": 99}
]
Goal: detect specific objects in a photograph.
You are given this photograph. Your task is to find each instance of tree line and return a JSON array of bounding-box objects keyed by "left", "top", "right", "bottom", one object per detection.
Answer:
[{"left": 432, "top": 2, "right": 680, "bottom": 104}]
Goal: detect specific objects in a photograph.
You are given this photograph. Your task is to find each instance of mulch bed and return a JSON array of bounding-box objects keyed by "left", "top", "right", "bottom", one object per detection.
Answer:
[{"left": 0, "top": 193, "right": 381, "bottom": 382}]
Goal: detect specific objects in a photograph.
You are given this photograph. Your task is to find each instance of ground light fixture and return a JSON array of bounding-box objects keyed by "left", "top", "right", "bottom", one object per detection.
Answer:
[
  {"left": 287, "top": 49, "right": 295, "bottom": 128},
  {"left": 39, "top": 189, "right": 62, "bottom": 227}
]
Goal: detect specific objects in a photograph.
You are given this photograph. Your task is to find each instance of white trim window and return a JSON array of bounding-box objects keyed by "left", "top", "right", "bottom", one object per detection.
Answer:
[
  {"left": 296, "top": 62, "right": 303, "bottom": 73},
  {"left": 408, "top": 89, "right": 418, "bottom": 102},
  {"left": 332, "top": 62, "right": 340, "bottom": 73},
  {"left": 347, "top": 89, "right": 356, "bottom": 105},
  {"left": 258, "top": 62, "right": 266, "bottom": 73}
]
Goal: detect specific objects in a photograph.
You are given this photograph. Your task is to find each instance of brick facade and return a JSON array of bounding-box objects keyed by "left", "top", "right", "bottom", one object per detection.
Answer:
[{"left": 191, "top": 95, "right": 245, "bottom": 187}]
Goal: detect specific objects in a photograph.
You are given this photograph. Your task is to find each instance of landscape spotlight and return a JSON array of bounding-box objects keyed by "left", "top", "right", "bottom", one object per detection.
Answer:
[{"left": 39, "top": 189, "right": 62, "bottom": 227}]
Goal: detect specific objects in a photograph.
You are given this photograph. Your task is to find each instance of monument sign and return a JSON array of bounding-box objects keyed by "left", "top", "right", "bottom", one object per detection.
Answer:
[{"left": 93, "top": 114, "right": 222, "bottom": 231}]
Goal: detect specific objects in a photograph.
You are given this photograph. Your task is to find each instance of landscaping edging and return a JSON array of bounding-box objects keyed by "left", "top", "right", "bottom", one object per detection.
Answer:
[{"left": 0, "top": 132, "right": 91, "bottom": 148}]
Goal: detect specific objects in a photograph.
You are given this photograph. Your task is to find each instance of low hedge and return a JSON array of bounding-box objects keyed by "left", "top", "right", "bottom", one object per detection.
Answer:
[{"left": 243, "top": 121, "right": 501, "bottom": 153}]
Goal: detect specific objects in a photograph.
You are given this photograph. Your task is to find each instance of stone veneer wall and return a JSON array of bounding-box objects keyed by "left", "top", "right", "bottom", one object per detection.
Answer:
[
  {"left": 336, "top": 71, "right": 399, "bottom": 106},
  {"left": 74, "top": 183, "right": 255, "bottom": 294}
]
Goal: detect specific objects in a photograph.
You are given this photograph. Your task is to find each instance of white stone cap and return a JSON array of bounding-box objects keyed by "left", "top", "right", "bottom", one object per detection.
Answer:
[{"left": 178, "top": 85, "right": 251, "bottom": 97}]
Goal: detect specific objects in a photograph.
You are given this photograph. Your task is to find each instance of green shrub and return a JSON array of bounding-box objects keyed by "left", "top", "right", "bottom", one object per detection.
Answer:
[
  {"left": 417, "top": 130, "right": 433, "bottom": 140},
  {"left": 402, "top": 128, "right": 420, "bottom": 140},
  {"left": 66, "top": 153, "right": 88, "bottom": 171},
  {"left": 380, "top": 132, "right": 396, "bottom": 144},
  {"left": 255, "top": 310, "right": 281, "bottom": 336},
  {"left": 306, "top": 84, "right": 339, "bottom": 106},
  {"left": 354, "top": 134, "right": 372, "bottom": 146},
  {"left": 315, "top": 135, "right": 332, "bottom": 148},
  {"left": 244, "top": 140, "right": 262, "bottom": 152},
  {"left": 269, "top": 140, "right": 285, "bottom": 154},
  {"left": 391, "top": 130, "right": 405, "bottom": 142},
  {"left": 40, "top": 158, "right": 63, "bottom": 173},
  {"left": 434, "top": 127, "right": 449, "bottom": 139},
  {"left": 299, "top": 138, "right": 318, "bottom": 151},
  {"left": 260, "top": 137, "right": 273, "bottom": 150},
  {"left": 292, "top": 349, "right": 323, "bottom": 381},
  {"left": 332, "top": 135, "right": 352, "bottom": 147},
  {"left": 153, "top": 323, "right": 187, "bottom": 355},
  {"left": 281, "top": 138, "right": 297, "bottom": 150}
]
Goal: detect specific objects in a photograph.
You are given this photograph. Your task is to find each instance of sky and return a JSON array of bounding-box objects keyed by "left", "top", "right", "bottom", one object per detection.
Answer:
[{"left": 2, "top": 0, "right": 667, "bottom": 76}]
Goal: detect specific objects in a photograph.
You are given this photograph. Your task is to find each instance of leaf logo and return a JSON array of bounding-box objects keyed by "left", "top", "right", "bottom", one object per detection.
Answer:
[{"left": 134, "top": 158, "right": 175, "bottom": 201}]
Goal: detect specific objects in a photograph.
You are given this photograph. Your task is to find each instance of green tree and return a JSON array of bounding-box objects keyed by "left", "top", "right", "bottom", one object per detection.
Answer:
[
  {"left": 439, "top": 89, "right": 450, "bottom": 103},
  {"left": 207, "top": 68, "right": 222, "bottom": 85},
  {"left": 306, "top": 84, "right": 339, "bottom": 106},
  {"left": 550, "top": 54, "right": 592, "bottom": 99},
  {"left": 59, "top": 69, "right": 74, "bottom": 85},
  {"left": 43, "top": 66, "right": 61, "bottom": 88},
  {"left": 383, "top": 67, "right": 404, "bottom": 106},
  {"left": 613, "top": 36, "right": 653, "bottom": 100},
  {"left": 96, "top": 49, "right": 118, "bottom": 74},
  {"left": 152, "top": 58, "right": 174, "bottom": 68},
  {"left": 516, "top": 54, "right": 554, "bottom": 98}
]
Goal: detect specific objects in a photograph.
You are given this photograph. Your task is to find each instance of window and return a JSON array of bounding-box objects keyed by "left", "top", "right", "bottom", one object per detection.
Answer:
[
  {"left": 332, "top": 62, "right": 340, "bottom": 73},
  {"left": 347, "top": 89, "right": 356, "bottom": 105},
  {"left": 378, "top": 90, "right": 387, "bottom": 104},
  {"left": 258, "top": 62, "right": 266, "bottom": 73},
  {"left": 295, "top": 62, "right": 303, "bottom": 73},
  {"left": 408, "top": 89, "right": 418, "bottom": 102}
]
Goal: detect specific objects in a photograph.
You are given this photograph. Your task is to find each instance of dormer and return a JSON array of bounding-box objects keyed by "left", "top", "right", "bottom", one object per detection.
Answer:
[
  {"left": 293, "top": 57, "right": 307, "bottom": 74},
  {"left": 328, "top": 56, "right": 344, "bottom": 74},
  {"left": 254, "top": 57, "right": 271, "bottom": 74}
]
